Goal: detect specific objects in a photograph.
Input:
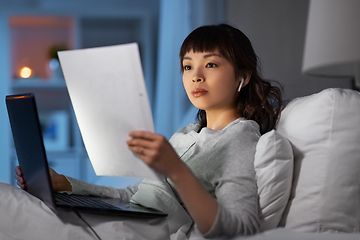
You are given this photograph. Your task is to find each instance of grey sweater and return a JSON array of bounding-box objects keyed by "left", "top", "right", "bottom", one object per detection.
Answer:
[{"left": 67, "top": 118, "right": 261, "bottom": 238}]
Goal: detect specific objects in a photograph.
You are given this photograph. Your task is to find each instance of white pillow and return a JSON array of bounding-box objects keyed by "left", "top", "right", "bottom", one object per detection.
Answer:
[
  {"left": 277, "top": 88, "right": 360, "bottom": 232},
  {"left": 254, "top": 129, "right": 294, "bottom": 231}
]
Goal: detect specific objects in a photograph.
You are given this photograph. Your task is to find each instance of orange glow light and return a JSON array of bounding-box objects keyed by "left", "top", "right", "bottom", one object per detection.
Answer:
[{"left": 20, "top": 67, "right": 32, "bottom": 78}]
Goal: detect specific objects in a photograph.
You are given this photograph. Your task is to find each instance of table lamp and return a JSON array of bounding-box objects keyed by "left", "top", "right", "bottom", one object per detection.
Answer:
[{"left": 302, "top": 0, "right": 360, "bottom": 90}]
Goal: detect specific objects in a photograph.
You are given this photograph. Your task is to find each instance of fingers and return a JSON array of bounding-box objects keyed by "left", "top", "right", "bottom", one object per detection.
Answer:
[
  {"left": 129, "top": 146, "right": 147, "bottom": 157},
  {"left": 128, "top": 131, "right": 159, "bottom": 141},
  {"left": 128, "top": 131, "right": 166, "bottom": 145},
  {"left": 127, "top": 131, "right": 160, "bottom": 151},
  {"left": 17, "top": 181, "right": 25, "bottom": 189},
  {"left": 127, "top": 131, "right": 183, "bottom": 177},
  {"left": 127, "top": 131, "right": 169, "bottom": 154},
  {"left": 127, "top": 137, "right": 154, "bottom": 149},
  {"left": 14, "top": 166, "right": 25, "bottom": 189},
  {"left": 127, "top": 131, "right": 164, "bottom": 160},
  {"left": 127, "top": 139, "right": 149, "bottom": 157},
  {"left": 15, "top": 166, "right": 22, "bottom": 175}
]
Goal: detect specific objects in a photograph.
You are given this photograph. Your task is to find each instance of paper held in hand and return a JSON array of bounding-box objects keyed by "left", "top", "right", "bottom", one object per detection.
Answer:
[{"left": 58, "top": 43, "right": 163, "bottom": 181}]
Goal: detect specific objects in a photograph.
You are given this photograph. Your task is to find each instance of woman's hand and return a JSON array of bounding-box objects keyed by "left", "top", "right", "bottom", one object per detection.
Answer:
[
  {"left": 127, "top": 131, "right": 218, "bottom": 234},
  {"left": 126, "top": 131, "right": 184, "bottom": 179},
  {"left": 49, "top": 168, "right": 72, "bottom": 192},
  {"left": 14, "top": 166, "right": 72, "bottom": 192},
  {"left": 15, "top": 166, "right": 26, "bottom": 190}
]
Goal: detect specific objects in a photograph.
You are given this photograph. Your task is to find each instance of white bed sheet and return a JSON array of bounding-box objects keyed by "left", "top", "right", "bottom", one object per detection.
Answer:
[{"left": 233, "top": 228, "right": 360, "bottom": 240}]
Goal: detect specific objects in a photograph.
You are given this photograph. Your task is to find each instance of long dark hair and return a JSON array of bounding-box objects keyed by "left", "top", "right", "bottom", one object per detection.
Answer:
[{"left": 180, "top": 24, "right": 283, "bottom": 135}]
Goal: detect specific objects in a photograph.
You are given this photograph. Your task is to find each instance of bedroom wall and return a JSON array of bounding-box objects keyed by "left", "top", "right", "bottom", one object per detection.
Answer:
[
  {"left": 1, "top": 0, "right": 354, "bottom": 185},
  {"left": 0, "top": 14, "right": 11, "bottom": 184},
  {"left": 226, "top": 0, "right": 352, "bottom": 100}
]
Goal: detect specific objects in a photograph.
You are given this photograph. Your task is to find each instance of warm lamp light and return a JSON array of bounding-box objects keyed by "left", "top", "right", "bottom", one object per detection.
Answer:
[
  {"left": 302, "top": 0, "right": 360, "bottom": 89},
  {"left": 20, "top": 67, "right": 32, "bottom": 78}
]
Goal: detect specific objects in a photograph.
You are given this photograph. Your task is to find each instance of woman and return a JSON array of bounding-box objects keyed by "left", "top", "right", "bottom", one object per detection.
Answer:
[{"left": 15, "top": 23, "right": 282, "bottom": 239}]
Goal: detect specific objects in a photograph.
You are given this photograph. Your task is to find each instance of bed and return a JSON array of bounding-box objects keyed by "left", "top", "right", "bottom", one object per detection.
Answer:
[{"left": 1, "top": 88, "right": 359, "bottom": 240}]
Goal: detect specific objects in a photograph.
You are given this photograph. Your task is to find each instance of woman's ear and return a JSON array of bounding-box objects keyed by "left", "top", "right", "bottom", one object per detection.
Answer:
[
  {"left": 238, "top": 71, "right": 252, "bottom": 91},
  {"left": 242, "top": 71, "right": 252, "bottom": 87}
]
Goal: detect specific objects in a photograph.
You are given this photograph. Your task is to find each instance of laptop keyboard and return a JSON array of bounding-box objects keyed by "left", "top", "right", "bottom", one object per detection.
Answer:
[{"left": 55, "top": 193, "right": 121, "bottom": 210}]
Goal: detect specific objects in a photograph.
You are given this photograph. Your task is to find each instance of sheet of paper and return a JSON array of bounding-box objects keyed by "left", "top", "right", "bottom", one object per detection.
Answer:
[{"left": 58, "top": 43, "right": 163, "bottom": 181}]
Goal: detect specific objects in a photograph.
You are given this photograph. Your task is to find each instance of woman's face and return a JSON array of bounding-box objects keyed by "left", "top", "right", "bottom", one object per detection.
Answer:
[{"left": 182, "top": 50, "right": 240, "bottom": 112}]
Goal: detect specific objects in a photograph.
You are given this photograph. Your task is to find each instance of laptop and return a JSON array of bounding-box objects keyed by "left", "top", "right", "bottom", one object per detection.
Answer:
[{"left": 5, "top": 93, "right": 167, "bottom": 218}]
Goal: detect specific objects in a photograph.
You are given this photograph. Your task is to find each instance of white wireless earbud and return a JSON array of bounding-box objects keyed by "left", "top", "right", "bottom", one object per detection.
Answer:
[{"left": 238, "top": 78, "right": 244, "bottom": 92}]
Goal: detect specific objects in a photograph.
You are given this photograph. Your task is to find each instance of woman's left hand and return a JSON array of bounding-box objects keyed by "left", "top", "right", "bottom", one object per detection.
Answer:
[
  {"left": 126, "top": 131, "right": 183, "bottom": 178},
  {"left": 127, "top": 131, "right": 218, "bottom": 234}
]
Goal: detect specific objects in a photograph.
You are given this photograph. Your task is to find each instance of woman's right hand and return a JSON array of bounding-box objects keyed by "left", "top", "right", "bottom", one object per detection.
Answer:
[
  {"left": 15, "top": 166, "right": 26, "bottom": 190},
  {"left": 15, "top": 166, "right": 72, "bottom": 192}
]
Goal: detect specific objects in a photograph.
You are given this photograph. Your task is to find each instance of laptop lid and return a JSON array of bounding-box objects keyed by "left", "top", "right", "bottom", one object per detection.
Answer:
[{"left": 6, "top": 93, "right": 57, "bottom": 210}]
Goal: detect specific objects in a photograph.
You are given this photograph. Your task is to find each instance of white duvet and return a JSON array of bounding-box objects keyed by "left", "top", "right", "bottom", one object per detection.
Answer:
[{"left": 1, "top": 181, "right": 359, "bottom": 240}]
